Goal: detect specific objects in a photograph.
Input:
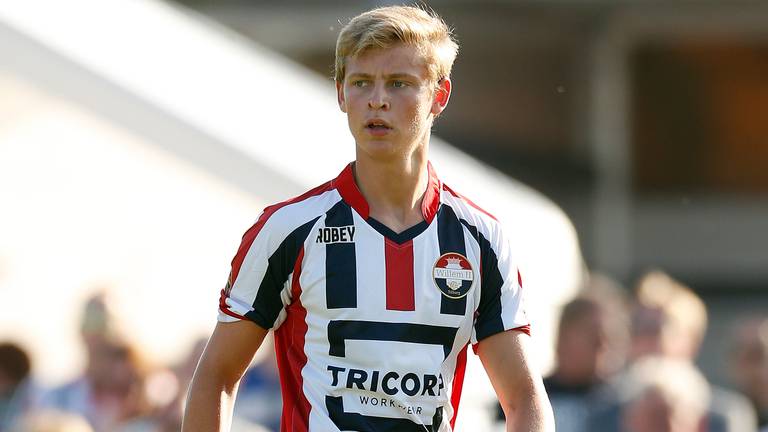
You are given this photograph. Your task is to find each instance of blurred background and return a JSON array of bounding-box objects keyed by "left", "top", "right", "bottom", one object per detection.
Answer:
[{"left": 1, "top": 0, "right": 767, "bottom": 431}]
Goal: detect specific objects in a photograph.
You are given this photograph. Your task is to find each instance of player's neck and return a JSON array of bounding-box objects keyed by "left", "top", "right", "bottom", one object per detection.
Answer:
[{"left": 353, "top": 154, "right": 429, "bottom": 234}]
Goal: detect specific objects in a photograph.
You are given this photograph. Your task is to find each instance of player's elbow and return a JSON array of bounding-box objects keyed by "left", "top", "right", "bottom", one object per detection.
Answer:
[
  {"left": 192, "top": 351, "right": 243, "bottom": 395},
  {"left": 500, "top": 384, "right": 555, "bottom": 432}
]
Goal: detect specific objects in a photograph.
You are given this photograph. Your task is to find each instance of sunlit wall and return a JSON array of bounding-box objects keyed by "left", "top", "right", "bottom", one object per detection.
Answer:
[{"left": 0, "top": 73, "right": 263, "bottom": 384}]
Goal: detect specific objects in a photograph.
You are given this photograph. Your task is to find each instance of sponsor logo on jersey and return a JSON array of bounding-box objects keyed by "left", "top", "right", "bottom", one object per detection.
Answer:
[
  {"left": 327, "top": 365, "right": 444, "bottom": 397},
  {"left": 433, "top": 252, "right": 474, "bottom": 299},
  {"left": 316, "top": 226, "right": 356, "bottom": 244}
]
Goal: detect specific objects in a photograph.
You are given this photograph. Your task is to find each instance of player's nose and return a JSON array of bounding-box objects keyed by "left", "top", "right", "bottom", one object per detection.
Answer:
[{"left": 368, "top": 85, "right": 390, "bottom": 110}]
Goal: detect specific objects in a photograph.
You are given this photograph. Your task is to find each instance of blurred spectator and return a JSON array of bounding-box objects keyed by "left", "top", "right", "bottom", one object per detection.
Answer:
[
  {"left": 621, "top": 356, "right": 710, "bottom": 432},
  {"left": 628, "top": 271, "right": 708, "bottom": 362},
  {"left": 546, "top": 274, "right": 629, "bottom": 432},
  {"left": 40, "top": 334, "right": 156, "bottom": 431},
  {"left": 9, "top": 410, "right": 93, "bottom": 432},
  {"left": 39, "top": 293, "right": 155, "bottom": 432},
  {"left": 150, "top": 337, "right": 207, "bottom": 432},
  {"left": 0, "top": 342, "right": 35, "bottom": 430},
  {"left": 730, "top": 317, "right": 768, "bottom": 430},
  {"left": 161, "top": 336, "right": 271, "bottom": 432},
  {"left": 233, "top": 336, "right": 282, "bottom": 431},
  {"left": 591, "top": 271, "right": 757, "bottom": 432},
  {"left": 497, "top": 272, "right": 629, "bottom": 432}
]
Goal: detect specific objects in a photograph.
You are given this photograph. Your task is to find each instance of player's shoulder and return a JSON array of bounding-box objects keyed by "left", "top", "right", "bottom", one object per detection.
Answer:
[
  {"left": 250, "top": 178, "right": 343, "bottom": 238},
  {"left": 440, "top": 182, "right": 501, "bottom": 234},
  {"left": 440, "top": 182, "right": 516, "bottom": 260}
]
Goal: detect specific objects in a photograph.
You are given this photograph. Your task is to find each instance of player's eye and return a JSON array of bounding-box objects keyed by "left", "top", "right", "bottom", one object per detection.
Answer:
[
  {"left": 352, "top": 80, "right": 368, "bottom": 88},
  {"left": 391, "top": 80, "right": 407, "bottom": 88}
]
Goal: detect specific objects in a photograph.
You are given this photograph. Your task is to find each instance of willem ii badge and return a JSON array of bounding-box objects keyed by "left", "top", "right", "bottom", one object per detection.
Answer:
[{"left": 432, "top": 252, "right": 474, "bottom": 299}]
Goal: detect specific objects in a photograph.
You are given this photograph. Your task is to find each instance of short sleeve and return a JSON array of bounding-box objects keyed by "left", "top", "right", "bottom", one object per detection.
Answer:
[
  {"left": 471, "top": 225, "right": 529, "bottom": 346},
  {"left": 218, "top": 210, "right": 317, "bottom": 330}
]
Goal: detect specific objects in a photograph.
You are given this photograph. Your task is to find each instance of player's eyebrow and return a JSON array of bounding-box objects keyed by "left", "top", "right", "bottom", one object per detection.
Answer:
[{"left": 347, "top": 72, "right": 420, "bottom": 81}]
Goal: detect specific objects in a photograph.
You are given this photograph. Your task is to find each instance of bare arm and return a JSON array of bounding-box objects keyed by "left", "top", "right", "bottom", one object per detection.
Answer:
[
  {"left": 477, "top": 330, "right": 554, "bottom": 432},
  {"left": 181, "top": 320, "right": 268, "bottom": 432}
]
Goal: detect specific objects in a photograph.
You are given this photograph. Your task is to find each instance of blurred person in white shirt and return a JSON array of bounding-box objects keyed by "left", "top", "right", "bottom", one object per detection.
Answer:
[
  {"left": 730, "top": 317, "right": 768, "bottom": 431},
  {"left": 621, "top": 356, "right": 710, "bottom": 432}
]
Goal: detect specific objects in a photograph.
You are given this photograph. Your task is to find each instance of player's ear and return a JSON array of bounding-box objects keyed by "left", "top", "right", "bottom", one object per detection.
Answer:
[
  {"left": 336, "top": 80, "right": 347, "bottom": 113},
  {"left": 431, "top": 78, "right": 451, "bottom": 116}
]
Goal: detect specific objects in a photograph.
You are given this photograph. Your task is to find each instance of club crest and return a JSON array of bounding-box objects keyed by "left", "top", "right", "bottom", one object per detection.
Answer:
[{"left": 432, "top": 252, "right": 474, "bottom": 299}]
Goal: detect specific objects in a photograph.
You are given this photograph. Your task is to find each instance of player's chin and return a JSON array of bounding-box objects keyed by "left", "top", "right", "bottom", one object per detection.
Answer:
[{"left": 356, "top": 141, "right": 401, "bottom": 161}]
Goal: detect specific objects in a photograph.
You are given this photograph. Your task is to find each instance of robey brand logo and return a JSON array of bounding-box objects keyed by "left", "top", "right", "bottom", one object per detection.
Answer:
[{"left": 316, "top": 225, "right": 356, "bottom": 244}]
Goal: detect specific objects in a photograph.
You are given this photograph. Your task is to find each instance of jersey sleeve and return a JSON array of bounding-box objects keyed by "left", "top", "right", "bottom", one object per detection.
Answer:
[
  {"left": 218, "top": 209, "right": 316, "bottom": 330},
  {"left": 471, "top": 223, "right": 529, "bottom": 346}
]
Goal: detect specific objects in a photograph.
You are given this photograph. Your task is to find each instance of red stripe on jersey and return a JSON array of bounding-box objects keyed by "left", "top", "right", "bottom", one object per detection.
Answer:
[
  {"left": 385, "top": 238, "right": 415, "bottom": 311},
  {"left": 442, "top": 184, "right": 498, "bottom": 221},
  {"left": 512, "top": 324, "right": 531, "bottom": 336},
  {"left": 421, "top": 162, "right": 442, "bottom": 223},
  {"left": 225, "top": 180, "right": 334, "bottom": 305},
  {"left": 450, "top": 344, "right": 469, "bottom": 429},
  {"left": 218, "top": 289, "right": 247, "bottom": 320},
  {"left": 332, "top": 163, "right": 370, "bottom": 219},
  {"left": 274, "top": 246, "right": 311, "bottom": 432},
  {"left": 471, "top": 326, "right": 532, "bottom": 355}
]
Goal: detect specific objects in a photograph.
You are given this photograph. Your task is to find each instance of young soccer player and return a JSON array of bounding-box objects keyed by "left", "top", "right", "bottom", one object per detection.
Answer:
[{"left": 182, "top": 5, "right": 554, "bottom": 431}]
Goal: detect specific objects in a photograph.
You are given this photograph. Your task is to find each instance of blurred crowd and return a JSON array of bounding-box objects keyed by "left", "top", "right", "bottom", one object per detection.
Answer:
[
  {"left": 0, "top": 294, "right": 278, "bottom": 432},
  {"left": 501, "top": 271, "right": 768, "bottom": 432},
  {"left": 1, "top": 272, "right": 767, "bottom": 432}
]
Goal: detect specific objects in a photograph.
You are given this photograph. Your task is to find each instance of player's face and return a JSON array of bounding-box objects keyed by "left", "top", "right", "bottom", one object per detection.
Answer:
[{"left": 336, "top": 44, "right": 450, "bottom": 162}]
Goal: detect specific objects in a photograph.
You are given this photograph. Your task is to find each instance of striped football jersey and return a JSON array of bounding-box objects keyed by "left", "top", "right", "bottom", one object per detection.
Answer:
[{"left": 219, "top": 162, "right": 529, "bottom": 432}]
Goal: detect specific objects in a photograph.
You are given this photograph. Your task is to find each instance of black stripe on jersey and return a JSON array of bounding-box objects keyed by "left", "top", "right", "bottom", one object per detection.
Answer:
[
  {"left": 367, "top": 217, "right": 429, "bottom": 245},
  {"left": 432, "top": 406, "right": 443, "bottom": 430},
  {"left": 327, "top": 320, "right": 459, "bottom": 359},
  {"left": 436, "top": 205, "right": 468, "bottom": 316},
  {"left": 325, "top": 201, "right": 357, "bottom": 309},
  {"left": 326, "top": 396, "right": 441, "bottom": 432},
  {"left": 247, "top": 216, "right": 320, "bottom": 329},
  {"left": 460, "top": 220, "right": 506, "bottom": 341}
]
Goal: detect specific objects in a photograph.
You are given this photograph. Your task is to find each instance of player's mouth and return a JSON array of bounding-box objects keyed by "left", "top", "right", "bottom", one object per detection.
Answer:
[{"left": 365, "top": 119, "right": 392, "bottom": 136}]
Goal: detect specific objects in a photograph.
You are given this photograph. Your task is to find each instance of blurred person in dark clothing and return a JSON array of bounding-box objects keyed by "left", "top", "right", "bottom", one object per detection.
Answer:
[
  {"left": 730, "top": 317, "right": 768, "bottom": 430},
  {"left": 621, "top": 356, "right": 710, "bottom": 432},
  {"left": 590, "top": 271, "right": 757, "bottom": 432},
  {"left": 497, "top": 273, "right": 629, "bottom": 432},
  {"left": 233, "top": 336, "right": 282, "bottom": 432},
  {"left": 0, "top": 342, "right": 36, "bottom": 431},
  {"left": 544, "top": 296, "right": 624, "bottom": 432},
  {"left": 544, "top": 274, "right": 628, "bottom": 432}
]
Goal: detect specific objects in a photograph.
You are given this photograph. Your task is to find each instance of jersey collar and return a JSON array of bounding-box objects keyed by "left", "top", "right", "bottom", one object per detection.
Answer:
[{"left": 333, "top": 161, "right": 442, "bottom": 223}]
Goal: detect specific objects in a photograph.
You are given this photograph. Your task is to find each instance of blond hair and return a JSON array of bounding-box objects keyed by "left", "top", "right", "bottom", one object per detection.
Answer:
[
  {"left": 334, "top": 5, "right": 459, "bottom": 87},
  {"left": 635, "top": 271, "right": 708, "bottom": 354}
]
